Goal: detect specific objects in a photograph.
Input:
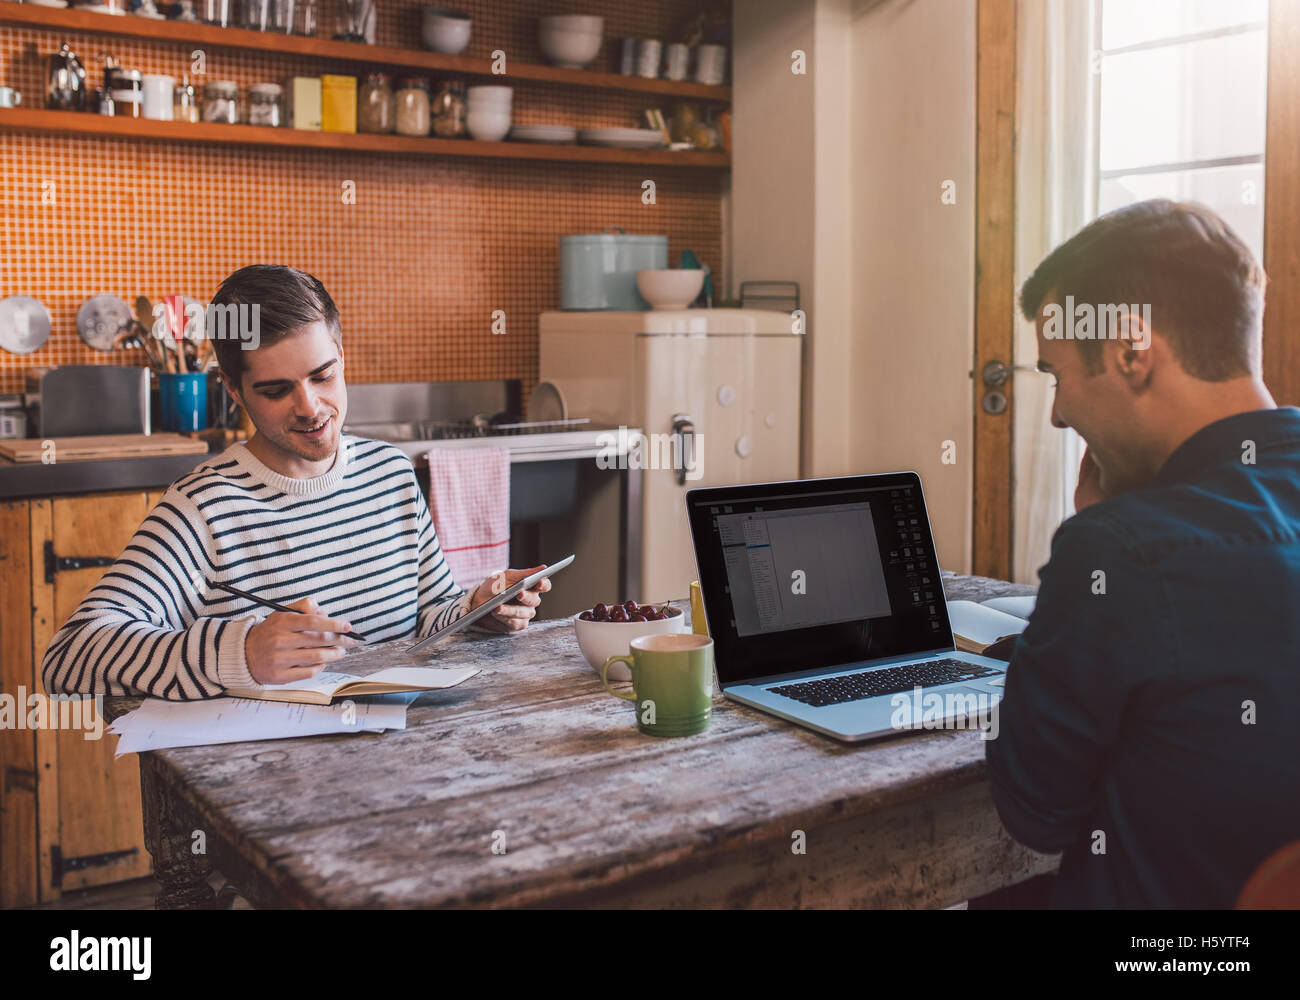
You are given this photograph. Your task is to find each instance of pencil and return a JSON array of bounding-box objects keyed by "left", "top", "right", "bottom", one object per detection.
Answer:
[{"left": 208, "top": 580, "right": 367, "bottom": 641}]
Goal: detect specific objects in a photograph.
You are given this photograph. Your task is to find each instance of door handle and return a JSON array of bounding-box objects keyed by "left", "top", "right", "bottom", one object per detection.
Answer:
[{"left": 671, "top": 413, "right": 695, "bottom": 486}]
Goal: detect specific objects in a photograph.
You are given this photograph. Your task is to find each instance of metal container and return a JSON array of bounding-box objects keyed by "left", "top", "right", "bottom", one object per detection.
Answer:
[
  {"left": 0, "top": 394, "right": 26, "bottom": 439},
  {"left": 47, "top": 43, "right": 87, "bottom": 112},
  {"left": 559, "top": 228, "right": 668, "bottom": 310},
  {"left": 29, "top": 366, "right": 151, "bottom": 438}
]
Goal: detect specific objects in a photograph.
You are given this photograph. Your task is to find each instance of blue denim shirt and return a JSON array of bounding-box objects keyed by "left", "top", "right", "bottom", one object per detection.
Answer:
[{"left": 986, "top": 406, "right": 1300, "bottom": 907}]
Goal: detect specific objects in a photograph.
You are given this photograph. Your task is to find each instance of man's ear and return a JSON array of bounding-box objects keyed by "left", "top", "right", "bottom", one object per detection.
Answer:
[
  {"left": 1111, "top": 324, "right": 1156, "bottom": 390},
  {"left": 220, "top": 371, "right": 245, "bottom": 410}
]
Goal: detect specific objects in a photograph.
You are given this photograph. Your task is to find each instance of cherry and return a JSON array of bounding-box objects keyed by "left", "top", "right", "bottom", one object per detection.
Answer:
[
  {"left": 623, "top": 600, "right": 639, "bottom": 614},
  {"left": 610, "top": 605, "right": 629, "bottom": 623},
  {"left": 592, "top": 603, "right": 609, "bottom": 622},
  {"left": 578, "top": 611, "right": 594, "bottom": 621},
  {"left": 628, "top": 613, "right": 647, "bottom": 623}
]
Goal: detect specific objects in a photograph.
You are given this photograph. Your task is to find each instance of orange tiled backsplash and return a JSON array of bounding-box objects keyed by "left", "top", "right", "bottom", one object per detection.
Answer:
[{"left": 0, "top": 1, "right": 726, "bottom": 394}]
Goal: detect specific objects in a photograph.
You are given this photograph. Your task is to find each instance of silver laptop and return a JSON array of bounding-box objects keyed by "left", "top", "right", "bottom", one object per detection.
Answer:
[{"left": 686, "top": 473, "right": 1008, "bottom": 742}]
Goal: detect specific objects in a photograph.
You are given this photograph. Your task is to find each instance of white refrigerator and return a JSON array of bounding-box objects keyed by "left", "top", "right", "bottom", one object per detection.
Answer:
[{"left": 540, "top": 309, "right": 802, "bottom": 603}]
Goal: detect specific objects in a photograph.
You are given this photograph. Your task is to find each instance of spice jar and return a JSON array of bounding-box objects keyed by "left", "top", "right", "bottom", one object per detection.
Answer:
[
  {"left": 357, "top": 72, "right": 395, "bottom": 134},
  {"left": 394, "top": 76, "right": 430, "bottom": 136},
  {"left": 430, "top": 79, "right": 466, "bottom": 138},
  {"left": 202, "top": 80, "right": 240, "bottom": 124},
  {"left": 173, "top": 76, "right": 198, "bottom": 123},
  {"left": 246, "top": 82, "right": 284, "bottom": 126}
]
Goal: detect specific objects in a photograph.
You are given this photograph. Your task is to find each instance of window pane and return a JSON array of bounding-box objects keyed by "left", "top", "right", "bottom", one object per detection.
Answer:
[
  {"left": 1100, "top": 30, "right": 1266, "bottom": 171},
  {"left": 1102, "top": 0, "right": 1266, "bottom": 50},
  {"left": 1099, "top": 163, "right": 1264, "bottom": 262}
]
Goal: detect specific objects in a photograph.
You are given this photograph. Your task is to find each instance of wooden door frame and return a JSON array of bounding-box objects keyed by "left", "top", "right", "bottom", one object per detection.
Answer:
[
  {"left": 972, "top": 0, "right": 1018, "bottom": 581},
  {"left": 975, "top": 0, "right": 1300, "bottom": 580},
  {"left": 1265, "top": 0, "right": 1300, "bottom": 405}
]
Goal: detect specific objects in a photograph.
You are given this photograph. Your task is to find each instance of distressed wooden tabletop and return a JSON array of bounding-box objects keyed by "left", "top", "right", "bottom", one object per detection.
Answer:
[{"left": 104, "top": 572, "right": 1037, "bottom": 908}]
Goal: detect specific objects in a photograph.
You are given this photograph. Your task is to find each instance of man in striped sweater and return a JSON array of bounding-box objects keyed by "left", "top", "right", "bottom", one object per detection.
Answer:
[{"left": 43, "top": 265, "right": 550, "bottom": 700}]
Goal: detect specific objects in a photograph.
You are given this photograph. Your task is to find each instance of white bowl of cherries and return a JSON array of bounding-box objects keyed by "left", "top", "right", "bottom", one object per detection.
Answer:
[{"left": 573, "top": 600, "right": 688, "bottom": 680}]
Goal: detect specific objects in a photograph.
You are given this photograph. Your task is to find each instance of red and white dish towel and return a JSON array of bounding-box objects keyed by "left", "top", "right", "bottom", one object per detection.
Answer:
[{"left": 424, "top": 446, "right": 510, "bottom": 593}]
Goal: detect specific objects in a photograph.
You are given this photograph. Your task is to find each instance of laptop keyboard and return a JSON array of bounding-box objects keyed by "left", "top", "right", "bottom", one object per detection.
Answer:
[{"left": 770, "top": 658, "right": 1001, "bottom": 708}]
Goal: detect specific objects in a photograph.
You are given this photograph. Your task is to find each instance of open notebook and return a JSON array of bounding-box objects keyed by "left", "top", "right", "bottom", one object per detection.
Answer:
[
  {"left": 225, "top": 666, "right": 480, "bottom": 705},
  {"left": 945, "top": 595, "right": 1036, "bottom": 654}
]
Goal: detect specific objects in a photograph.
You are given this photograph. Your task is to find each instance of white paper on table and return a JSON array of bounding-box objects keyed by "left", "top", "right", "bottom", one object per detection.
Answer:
[
  {"left": 110, "top": 692, "right": 419, "bottom": 758},
  {"left": 244, "top": 666, "right": 479, "bottom": 700},
  {"left": 979, "top": 595, "right": 1037, "bottom": 619}
]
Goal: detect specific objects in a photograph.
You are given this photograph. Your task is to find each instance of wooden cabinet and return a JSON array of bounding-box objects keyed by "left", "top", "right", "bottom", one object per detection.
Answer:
[{"left": 1, "top": 488, "right": 164, "bottom": 907}]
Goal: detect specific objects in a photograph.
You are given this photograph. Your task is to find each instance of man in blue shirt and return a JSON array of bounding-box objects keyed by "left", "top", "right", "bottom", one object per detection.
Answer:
[{"left": 985, "top": 199, "right": 1300, "bottom": 907}]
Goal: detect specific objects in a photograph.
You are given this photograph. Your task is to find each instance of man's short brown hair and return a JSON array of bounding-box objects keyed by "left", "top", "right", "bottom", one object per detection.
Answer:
[
  {"left": 209, "top": 265, "right": 342, "bottom": 388},
  {"left": 1019, "top": 199, "right": 1266, "bottom": 380}
]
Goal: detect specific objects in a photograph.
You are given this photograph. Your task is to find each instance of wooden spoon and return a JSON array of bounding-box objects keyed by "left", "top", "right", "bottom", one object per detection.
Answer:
[{"left": 135, "top": 295, "right": 176, "bottom": 374}]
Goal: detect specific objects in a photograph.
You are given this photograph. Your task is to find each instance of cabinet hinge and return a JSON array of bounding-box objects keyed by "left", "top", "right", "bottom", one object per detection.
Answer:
[
  {"left": 50, "top": 844, "right": 141, "bottom": 889},
  {"left": 44, "top": 541, "right": 115, "bottom": 584}
]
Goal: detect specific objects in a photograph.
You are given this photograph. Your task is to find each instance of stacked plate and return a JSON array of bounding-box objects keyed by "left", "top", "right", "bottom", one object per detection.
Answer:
[
  {"left": 578, "top": 127, "right": 666, "bottom": 149},
  {"left": 509, "top": 124, "right": 577, "bottom": 144}
]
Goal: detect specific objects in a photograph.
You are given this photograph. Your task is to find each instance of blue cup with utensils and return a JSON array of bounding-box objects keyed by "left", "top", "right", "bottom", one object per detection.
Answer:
[{"left": 159, "top": 372, "right": 209, "bottom": 432}]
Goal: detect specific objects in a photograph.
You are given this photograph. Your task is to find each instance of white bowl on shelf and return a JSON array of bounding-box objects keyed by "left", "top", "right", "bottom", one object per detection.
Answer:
[
  {"left": 538, "top": 15, "right": 604, "bottom": 69},
  {"left": 422, "top": 7, "right": 472, "bottom": 54},
  {"left": 466, "top": 108, "right": 512, "bottom": 141},
  {"left": 466, "top": 85, "right": 513, "bottom": 108},
  {"left": 636, "top": 269, "right": 706, "bottom": 310},
  {"left": 573, "top": 605, "right": 687, "bottom": 680}
]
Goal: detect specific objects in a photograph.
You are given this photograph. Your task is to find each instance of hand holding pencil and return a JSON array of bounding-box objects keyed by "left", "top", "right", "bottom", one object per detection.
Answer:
[{"left": 242, "top": 596, "right": 363, "bottom": 687}]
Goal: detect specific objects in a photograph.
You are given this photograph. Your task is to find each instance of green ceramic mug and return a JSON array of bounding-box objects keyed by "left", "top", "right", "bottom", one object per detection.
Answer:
[{"left": 601, "top": 633, "right": 714, "bottom": 737}]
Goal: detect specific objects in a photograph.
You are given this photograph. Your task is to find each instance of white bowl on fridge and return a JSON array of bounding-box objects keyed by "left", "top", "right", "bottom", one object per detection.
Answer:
[{"left": 636, "top": 269, "right": 705, "bottom": 310}]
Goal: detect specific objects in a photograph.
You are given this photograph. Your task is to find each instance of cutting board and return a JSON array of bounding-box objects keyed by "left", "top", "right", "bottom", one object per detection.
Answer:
[{"left": 0, "top": 433, "right": 210, "bottom": 464}]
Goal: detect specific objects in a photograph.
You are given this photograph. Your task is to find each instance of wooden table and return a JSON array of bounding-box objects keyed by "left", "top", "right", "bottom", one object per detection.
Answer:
[{"left": 103, "top": 573, "right": 1058, "bottom": 908}]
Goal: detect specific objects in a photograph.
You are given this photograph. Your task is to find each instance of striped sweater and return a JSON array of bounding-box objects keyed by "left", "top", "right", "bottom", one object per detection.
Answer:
[{"left": 42, "top": 435, "right": 477, "bottom": 700}]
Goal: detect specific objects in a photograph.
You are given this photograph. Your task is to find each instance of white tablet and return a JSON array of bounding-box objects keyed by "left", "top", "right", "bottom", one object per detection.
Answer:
[{"left": 406, "top": 555, "right": 575, "bottom": 653}]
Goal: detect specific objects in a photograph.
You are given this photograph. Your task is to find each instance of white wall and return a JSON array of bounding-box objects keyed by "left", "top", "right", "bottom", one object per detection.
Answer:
[
  {"left": 847, "top": 0, "right": 975, "bottom": 571},
  {"left": 732, "top": 0, "right": 975, "bottom": 572}
]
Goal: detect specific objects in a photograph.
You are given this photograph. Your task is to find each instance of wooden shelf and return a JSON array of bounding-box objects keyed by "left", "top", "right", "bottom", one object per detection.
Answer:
[
  {"left": 0, "top": 107, "right": 731, "bottom": 167},
  {"left": 0, "top": 3, "right": 733, "bottom": 101}
]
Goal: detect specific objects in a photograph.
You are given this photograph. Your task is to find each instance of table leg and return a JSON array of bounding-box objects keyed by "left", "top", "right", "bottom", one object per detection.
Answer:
[{"left": 139, "top": 752, "right": 215, "bottom": 910}]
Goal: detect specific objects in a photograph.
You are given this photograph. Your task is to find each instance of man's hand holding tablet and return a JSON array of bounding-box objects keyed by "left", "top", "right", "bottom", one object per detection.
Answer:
[{"left": 469, "top": 565, "right": 554, "bottom": 633}]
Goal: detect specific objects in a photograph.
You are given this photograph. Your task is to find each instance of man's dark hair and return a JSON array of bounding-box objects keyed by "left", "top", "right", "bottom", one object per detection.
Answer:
[
  {"left": 1019, "top": 199, "right": 1266, "bottom": 380},
  {"left": 209, "top": 265, "right": 342, "bottom": 388}
]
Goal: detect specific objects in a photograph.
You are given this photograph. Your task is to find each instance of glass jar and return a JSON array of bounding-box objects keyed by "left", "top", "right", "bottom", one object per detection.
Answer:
[
  {"left": 357, "top": 72, "right": 395, "bottom": 134},
  {"left": 395, "top": 76, "right": 430, "bottom": 136},
  {"left": 293, "top": 0, "right": 317, "bottom": 35},
  {"left": 242, "top": 0, "right": 272, "bottom": 30},
  {"left": 430, "top": 79, "right": 466, "bottom": 138},
  {"left": 247, "top": 82, "right": 284, "bottom": 127},
  {"left": 107, "top": 68, "right": 142, "bottom": 119},
  {"left": 201, "top": 80, "right": 240, "bottom": 124},
  {"left": 173, "top": 76, "right": 198, "bottom": 123},
  {"left": 271, "top": 0, "right": 295, "bottom": 34}
]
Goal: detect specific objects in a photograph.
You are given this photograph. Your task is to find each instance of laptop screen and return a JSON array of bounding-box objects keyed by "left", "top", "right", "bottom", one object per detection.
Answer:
[{"left": 686, "top": 473, "right": 955, "bottom": 685}]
